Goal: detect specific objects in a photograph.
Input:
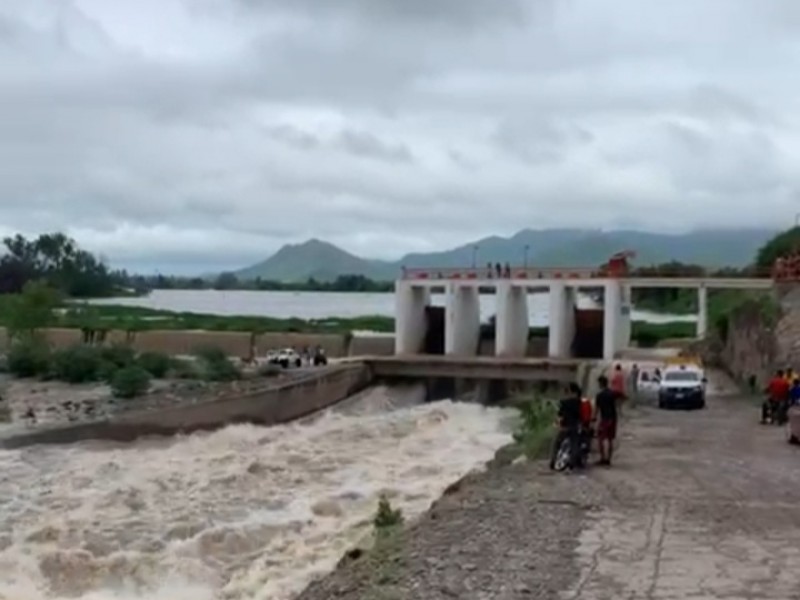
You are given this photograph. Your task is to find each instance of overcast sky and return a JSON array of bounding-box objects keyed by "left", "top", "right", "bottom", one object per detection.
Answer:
[{"left": 1, "top": 0, "right": 799, "bottom": 273}]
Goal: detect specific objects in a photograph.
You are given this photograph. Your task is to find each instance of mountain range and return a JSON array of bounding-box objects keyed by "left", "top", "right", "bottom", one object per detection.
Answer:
[{"left": 234, "top": 228, "right": 778, "bottom": 282}]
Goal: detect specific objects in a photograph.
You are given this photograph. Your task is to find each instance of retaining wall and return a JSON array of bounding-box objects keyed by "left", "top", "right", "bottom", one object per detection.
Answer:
[
  {"left": 348, "top": 336, "right": 394, "bottom": 356},
  {"left": 1, "top": 363, "right": 373, "bottom": 448}
]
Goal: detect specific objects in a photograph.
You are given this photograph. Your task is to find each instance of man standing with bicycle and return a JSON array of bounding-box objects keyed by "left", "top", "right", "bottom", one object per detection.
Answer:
[{"left": 550, "top": 382, "right": 583, "bottom": 470}]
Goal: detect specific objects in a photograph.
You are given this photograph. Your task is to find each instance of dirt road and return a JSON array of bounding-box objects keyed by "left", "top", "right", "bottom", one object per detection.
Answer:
[{"left": 298, "top": 383, "right": 800, "bottom": 600}]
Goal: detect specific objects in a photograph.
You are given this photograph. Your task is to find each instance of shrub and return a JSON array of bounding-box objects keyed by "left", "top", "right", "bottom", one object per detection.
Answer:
[
  {"left": 203, "top": 358, "right": 241, "bottom": 382},
  {"left": 373, "top": 495, "right": 403, "bottom": 534},
  {"left": 137, "top": 351, "right": 171, "bottom": 378},
  {"left": 111, "top": 366, "right": 151, "bottom": 399},
  {"left": 257, "top": 363, "right": 282, "bottom": 378},
  {"left": 193, "top": 345, "right": 228, "bottom": 364},
  {"left": 169, "top": 358, "right": 200, "bottom": 379},
  {"left": 7, "top": 338, "right": 51, "bottom": 378},
  {"left": 97, "top": 360, "right": 119, "bottom": 383},
  {"left": 512, "top": 397, "right": 557, "bottom": 460},
  {"left": 100, "top": 343, "right": 136, "bottom": 368},
  {"left": 51, "top": 345, "right": 103, "bottom": 383},
  {"left": 193, "top": 346, "right": 241, "bottom": 382},
  {"left": 633, "top": 330, "right": 660, "bottom": 348}
]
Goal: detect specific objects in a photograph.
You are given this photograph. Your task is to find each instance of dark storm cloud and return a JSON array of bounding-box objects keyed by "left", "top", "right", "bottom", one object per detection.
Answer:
[{"left": 1, "top": 0, "right": 800, "bottom": 272}]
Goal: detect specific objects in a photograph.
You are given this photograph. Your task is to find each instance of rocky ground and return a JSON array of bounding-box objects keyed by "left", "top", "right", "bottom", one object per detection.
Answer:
[
  {"left": 0, "top": 364, "right": 324, "bottom": 429},
  {"left": 298, "top": 372, "right": 800, "bottom": 600}
]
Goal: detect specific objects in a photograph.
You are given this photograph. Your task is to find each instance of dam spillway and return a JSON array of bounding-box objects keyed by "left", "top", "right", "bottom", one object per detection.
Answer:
[{"left": 0, "top": 384, "right": 516, "bottom": 599}]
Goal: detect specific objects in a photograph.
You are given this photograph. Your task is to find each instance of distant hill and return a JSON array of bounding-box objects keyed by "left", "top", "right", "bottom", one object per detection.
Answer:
[
  {"left": 235, "top": 239, "right": 394, "bottom": 282},
  {"left": 235, "top": 228, "right": 777, "bottom": 282}
]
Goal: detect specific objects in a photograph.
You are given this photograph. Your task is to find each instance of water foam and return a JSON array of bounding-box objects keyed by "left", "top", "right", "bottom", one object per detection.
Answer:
[{"left": 0, "top": 387, "right": 515, "bottom": 599}]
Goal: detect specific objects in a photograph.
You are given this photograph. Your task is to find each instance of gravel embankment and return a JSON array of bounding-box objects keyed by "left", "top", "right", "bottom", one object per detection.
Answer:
[
  {"left": 298, "top": 375, "right": 800, "bottom": 599},
  {"left": 297, "top": 453, "right": 612, "bottom": 600}
]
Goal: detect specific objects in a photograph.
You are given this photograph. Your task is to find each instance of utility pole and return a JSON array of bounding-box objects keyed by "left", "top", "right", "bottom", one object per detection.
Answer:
[
  {"left": 523, "top": 244, "right": 530, "bottom": 269},
  {"left": 471, "top": 245, "right": 479, "bottom": 268}
]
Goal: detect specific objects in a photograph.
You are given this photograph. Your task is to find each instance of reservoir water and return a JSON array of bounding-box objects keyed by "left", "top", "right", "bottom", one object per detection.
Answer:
[
  {"left": 87, "top": 289, "right": 695, "bottom": 326},
  {"left": 0, "top": 386, "right": 515, "bottom": 599}
]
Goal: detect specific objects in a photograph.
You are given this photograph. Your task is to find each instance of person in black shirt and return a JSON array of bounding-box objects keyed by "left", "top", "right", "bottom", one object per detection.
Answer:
[
  {"left": 550, "top": 382, "right": 583, "bottom": 470},
  {"left": 595, "top": 375, "right": 619, "bottom": 466}
]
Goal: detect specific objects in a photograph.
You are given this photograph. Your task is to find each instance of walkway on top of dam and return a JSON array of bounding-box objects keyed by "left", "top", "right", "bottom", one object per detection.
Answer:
[
  {"left": 298, "top": 374, "right": 800, "bottom": 600},
  {"left": 401, "top": 267, "right": 774, "bottom": 290},
  {"left": 350, "top": 354, "right": 584, "bottom": 382}
]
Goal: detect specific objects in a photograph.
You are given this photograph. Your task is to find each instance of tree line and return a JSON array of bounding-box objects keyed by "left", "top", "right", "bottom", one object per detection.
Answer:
[
  {"left": 3, "top": 228, "right": 798, "bottom": 301},
  {"left": 0, "top": 233, "right": 124, "bottom": 297},
  {"left": 140, "top": 272, "right": 395, "bottom": 293}
]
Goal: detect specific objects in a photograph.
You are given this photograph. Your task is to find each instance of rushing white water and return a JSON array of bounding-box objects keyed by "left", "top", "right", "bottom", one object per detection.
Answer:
[{"left": 0, "top": 386, "right": 515, "bottom": 599}]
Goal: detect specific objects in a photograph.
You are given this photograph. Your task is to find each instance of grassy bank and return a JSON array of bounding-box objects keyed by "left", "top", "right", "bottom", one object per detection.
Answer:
[
  {"left": 0, "top": 298, "right": 395, "bottom": 334},
  {"left": 0, "top": 294, "right": 702, "bottom": 342}
]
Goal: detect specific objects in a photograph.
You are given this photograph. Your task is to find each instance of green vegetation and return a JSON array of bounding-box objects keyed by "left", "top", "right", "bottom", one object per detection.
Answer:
[
  {"left": 755, "top": 226, "right": 800, "bottom": 269},
  {"left": 4, "top": 281, "right": 60, "bottom": 339},
  {"left": 111, "top": 366, "right": 152, "bottom": 399},
  {"left": 0, "top": 232, "right": 122, "bottom": 297},
  {"left": 193, "top": 346, "right": 241, "bottom": 381},
  {"left": 511, "top": 396, "right": 557, "bottom": 460},
  {"left": 373, "top": 495, "right": 404, "bottom": 535},
  {"left": 7, "top": 338, "right": 51, "bottom": 378},
  {"left": 137, "top": 351, "right": 172, "bottom": 378},
  {"left": 631, "top": 321, "right": 696, "bottom": 347}
]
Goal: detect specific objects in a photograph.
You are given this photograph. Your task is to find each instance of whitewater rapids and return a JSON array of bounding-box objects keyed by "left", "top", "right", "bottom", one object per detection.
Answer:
[{"left": 0, "top": 385, "right": 516, "bottom": 599}]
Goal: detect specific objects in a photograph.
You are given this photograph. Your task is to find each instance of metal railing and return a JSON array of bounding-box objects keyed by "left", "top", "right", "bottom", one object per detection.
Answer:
[{"left": 400, "top": 266, "right": 776, "bottom": 281}]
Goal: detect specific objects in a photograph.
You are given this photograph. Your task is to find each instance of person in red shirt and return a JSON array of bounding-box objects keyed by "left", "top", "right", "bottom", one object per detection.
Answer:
[
  {"left": 610, "top": 364, "right": 626, "bottom": 416},
  {"left": 763, "top": 369, "right": 790, "bottom": 424}
]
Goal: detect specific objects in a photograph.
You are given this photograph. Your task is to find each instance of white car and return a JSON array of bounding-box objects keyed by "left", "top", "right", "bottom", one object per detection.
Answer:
[
  {"left": 636, "top": 369, "right": 662, "bottom": 395},
  {"left": 269, "top": 349, "right": 302, "bottom": 369},
  {"left": 658, "top": 366, "right": 707, "bottom": 410}
]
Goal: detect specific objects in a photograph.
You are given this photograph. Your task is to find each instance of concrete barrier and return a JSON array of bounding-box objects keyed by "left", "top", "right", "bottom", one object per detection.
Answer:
[
  {"left": 349, "top": 336, "right": 394, "bottom": 357},
  {"left": 1, "top": 364, "right": 372, "bottom": 448}
]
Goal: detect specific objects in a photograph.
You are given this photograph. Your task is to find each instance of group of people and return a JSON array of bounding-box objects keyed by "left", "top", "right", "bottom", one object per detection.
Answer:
[
  {"left": 486, "top": 262, "right": 513, "bottom": 278},
  {"left": 762, "top": 368, "right": 800, "bottom": 424},
  {"left": 551, "top": 364, "right": 627, "bottom": 470}
]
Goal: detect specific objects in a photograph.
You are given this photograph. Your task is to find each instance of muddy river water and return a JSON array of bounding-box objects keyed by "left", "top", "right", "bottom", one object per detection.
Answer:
[{"left": 0, "top": 386, "right": 516, "bottom": 599}]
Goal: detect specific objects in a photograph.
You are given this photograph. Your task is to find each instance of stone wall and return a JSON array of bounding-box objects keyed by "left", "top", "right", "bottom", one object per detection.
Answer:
[
  {"left": 1, "top": 363, "right": 372, "bottom": 448},
  {"left": 706, "top": 288, "right": 800, "bottom": 386}
]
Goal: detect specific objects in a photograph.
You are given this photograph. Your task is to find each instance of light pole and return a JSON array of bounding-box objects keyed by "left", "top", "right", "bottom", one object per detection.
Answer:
[
  {"left": 523, "top": 244, "right": 530, "bottom": 269},
  {"left": 471, "top": 245, "right": 479, "bottom": 268}
]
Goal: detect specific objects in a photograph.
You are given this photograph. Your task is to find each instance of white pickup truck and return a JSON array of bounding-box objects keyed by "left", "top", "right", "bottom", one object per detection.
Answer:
[{"left": 657, "top": 366, "right": 707, "bottom": 410}]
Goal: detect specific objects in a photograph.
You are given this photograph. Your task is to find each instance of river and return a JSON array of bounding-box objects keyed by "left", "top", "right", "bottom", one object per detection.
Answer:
[
  {"left": 88, "top": 290, "right": 695, "bottom": 325},
  {"left": 0, "top": 386, "right": 516, "bottom": 599}
]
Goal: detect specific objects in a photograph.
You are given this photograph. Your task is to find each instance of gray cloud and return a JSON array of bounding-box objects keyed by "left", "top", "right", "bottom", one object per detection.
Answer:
[{"left": 0, "top": 0, "right": 799, "bottom": 273}]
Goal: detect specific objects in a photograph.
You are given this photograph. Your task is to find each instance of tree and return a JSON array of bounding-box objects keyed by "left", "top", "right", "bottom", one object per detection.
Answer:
[
  {"left": 0, "top": 232, "right": 116, "bottom": 297},
  {"left": 213, "top": 272, "right": 239, "bottom": 290},
  {"left": 6, "top": 281, "right": 60, "bottom": 340},
  {"left": 755, "top": 226, "right": 800, "bottom": 269}
]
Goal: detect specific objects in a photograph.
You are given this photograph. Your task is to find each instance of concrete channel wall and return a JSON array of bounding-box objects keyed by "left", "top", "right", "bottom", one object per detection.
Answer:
[{"left": 0, "top": 364, "right": 373, "bottom": 449}]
